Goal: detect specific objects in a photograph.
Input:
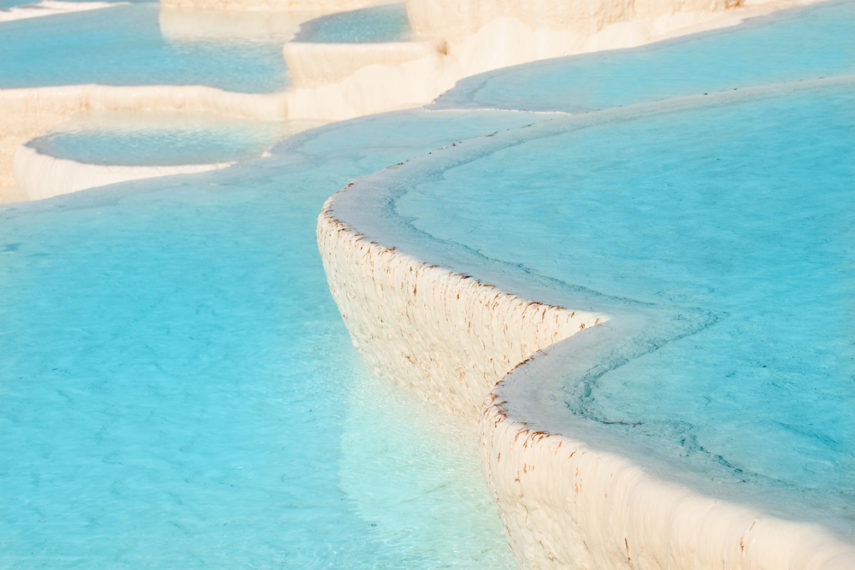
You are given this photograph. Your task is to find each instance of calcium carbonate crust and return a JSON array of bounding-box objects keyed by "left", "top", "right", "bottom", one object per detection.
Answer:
[
  {"left": 317, "top": 177, "right": 855, "bottom": 568},
  {"left": 13, "top": 144, "right": 234, "bottom": 201},
  {"left": 317, "top": 192, "right": 602, "bottom": 421}
]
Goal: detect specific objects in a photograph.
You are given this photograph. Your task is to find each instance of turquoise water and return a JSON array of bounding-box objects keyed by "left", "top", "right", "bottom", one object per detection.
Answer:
[
  {"left": 0, "top": 110, "right": 539, "bottom": 567},
  {"left": 434, "top": 1, "right": 855, "bottom": 112},
  {"left": 384, "top": 82, "right": 855, "bottom": 527},
  {"left": 0, "top": 2, "right": 290, "bottom": 92},
  {"left": 0, "top": 0, "right": 132, "bottom": 10},
  {"left": 294, "top": 3, "right": 411, "bottom": 44},
  {"left": 29, "top": 112, "right": 319, "bottom": 166}
]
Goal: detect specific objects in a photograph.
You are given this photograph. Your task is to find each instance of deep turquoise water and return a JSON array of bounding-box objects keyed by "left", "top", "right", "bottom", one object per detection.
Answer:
[
  {"left": 293, "top": 3, "right": 411, "bottom": 44},
  {"left": 0, "top": 2, "right": 290, "bottom": 92},
  {"left": 434, "top": 1, "right": 855, "bottom": 112},
  {"left": 0, "top": 110, "right": 538, "bottom": 567},
  {"left": 29, "top": 111, "right": 317, "bottom": 166}
]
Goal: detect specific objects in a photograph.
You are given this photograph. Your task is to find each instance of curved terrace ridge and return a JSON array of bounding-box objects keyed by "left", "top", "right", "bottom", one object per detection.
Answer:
[{"left": 317, "top": 78, "right": 855, "bottom": 567}]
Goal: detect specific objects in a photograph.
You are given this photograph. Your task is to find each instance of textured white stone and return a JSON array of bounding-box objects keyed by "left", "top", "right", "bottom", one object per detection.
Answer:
[
  {"left": 13, "top": 144, "right": 233, "bottom": 201},
  {"left": 481, "top": 379, "right": 855, "bottom": 569},
  {"left": 317, "top": 198, "right": 602, "bottom": 420},
  {"left": 284, "top": 40, "right": 444, "bottom": 89},
  {"left": 285, "top": 44, "right": 454, "bottom": 119}
]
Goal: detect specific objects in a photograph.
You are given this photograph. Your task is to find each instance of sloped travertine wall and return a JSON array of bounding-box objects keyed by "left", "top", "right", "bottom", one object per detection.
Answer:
[
  {"left": 317, "top": 195, "right": 603, "bottom": 420},
  {"left": 13, "top": 145, "right": 233, "bottom": 201},
  {"left": 317, "top": 173, "right": 855, "bottom": 568},
  {"left": 482, "top": 359, "right": 855, "bottom": 568}
]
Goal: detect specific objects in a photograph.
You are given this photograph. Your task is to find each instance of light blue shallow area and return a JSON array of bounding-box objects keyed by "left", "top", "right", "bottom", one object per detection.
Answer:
[
  {"left": 0, "top": 0, "right": 133, "bottom": 9},
  {"left": 293, "top": 3, "right": 411, "bottom": 44},
  {"left": 0, "top": 2, "right": 290, "bottom": 92},
  {"left": 0, "top": 110, "right": 540, "bottom": 567},
  {"left": 391, "top": 82, "right": 855, "bottom": 527},
  {"left": 28, "top": 112, "right": 310, "bottom": 166},
  {"left": 434, "top": 0, "right": 855, "bottom": 112}
]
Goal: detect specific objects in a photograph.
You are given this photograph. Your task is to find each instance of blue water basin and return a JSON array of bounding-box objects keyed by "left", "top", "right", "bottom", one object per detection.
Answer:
[
  {"left": 385, "top": 80, "right": 855, "bottom": 532},
  {"left": 28, "top": 111, "right": 320, "bottom": 166},
  {"left": 0, "top": 109, "right": 540, "bottom": 567},
  {"left": 0, "top": 2, "right": 291, "bottom": 92}
]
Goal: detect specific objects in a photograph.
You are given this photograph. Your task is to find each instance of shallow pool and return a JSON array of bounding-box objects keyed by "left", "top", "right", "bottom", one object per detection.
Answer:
[
  {"left": 0, "top": 2, "right": 291, "bottom": 92},
  {"left": 378, "top": 80, "right": 855, "bottom": 532},
  {"left": 0, "top": 109, "right": 540, "bottom": 567},
  {"left": 434, "top": 1, "right": 855, "bottom": 112},
  {"left": 29, "top": 111, "right": 322, "bottom": 166}
]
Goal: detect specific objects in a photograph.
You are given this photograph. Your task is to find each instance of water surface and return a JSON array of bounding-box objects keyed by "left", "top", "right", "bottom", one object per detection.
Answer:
[{"left": 0, "top": 2, "right": 291, "bottom": 92}]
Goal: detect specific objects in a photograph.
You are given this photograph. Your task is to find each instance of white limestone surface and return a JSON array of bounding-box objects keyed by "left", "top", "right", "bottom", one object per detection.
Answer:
[
  {"left": 158, "top": 6, "right": 327, "bottom": 42},
  {"left": 0, "top": 85, "right": 287, "bottom": 199},
  {"left": 283, "top": 40, "right": 443, "bottom": 88},
  {"left": 13, "top": 144, "right": 233, "bottom": 201},
  {"left": 284, "top": 40, "right": 455, "bottom": 119}
]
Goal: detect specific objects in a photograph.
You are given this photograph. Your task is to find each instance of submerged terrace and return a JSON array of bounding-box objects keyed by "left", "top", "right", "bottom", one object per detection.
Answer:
[{"left": 0, "top": 0, "right": 853, "bottom": 567}]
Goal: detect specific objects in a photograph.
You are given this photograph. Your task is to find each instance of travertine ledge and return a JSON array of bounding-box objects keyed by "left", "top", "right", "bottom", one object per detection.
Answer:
[
  {"left": 482, "top": 356, "right": 855, "bottom": 569},
  {"left": 0, "top": 85, "right": 286, "bottom": 198},
  {"left": 317, "top": 194, "right": 602, "bottom": 421},
  {"left": 317, "top": 173, "right": 855, "bottom": 568},
  {"left": 13, "top": 145, "right": 233, "bottom": 201}
]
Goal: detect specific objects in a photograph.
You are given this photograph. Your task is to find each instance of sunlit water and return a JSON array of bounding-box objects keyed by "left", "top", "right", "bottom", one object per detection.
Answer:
[
  {"left": 434, "top": 1, "right": 855, "bottom": 112},
  {"left": 28, "top": 111, "right": 322, "bottom": 166},
  {"left": 0, "top": 2, "right": 291, "bottom": 91},
  {"left": 0, "top": 110, "right": 540, "bottom": 567},
  {"left": 3, "top": 0, "right": 854, "bottom": 564}
]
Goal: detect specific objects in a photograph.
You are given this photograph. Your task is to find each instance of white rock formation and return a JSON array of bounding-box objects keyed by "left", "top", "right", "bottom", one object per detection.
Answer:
[
  {"left": 13, "top": 144, "right": 233, "bottom": 201},
  {"left": 281, "top": 0, "right": 820, "bottom": 122}
]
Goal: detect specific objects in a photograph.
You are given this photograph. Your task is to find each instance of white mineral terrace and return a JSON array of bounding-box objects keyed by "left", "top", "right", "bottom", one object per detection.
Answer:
[
  {"left": 4, "top": 0, "right": 848, "bottom": 564},
  {"left": 13, "top": 144, "right": 233, "bottom": 201},
  {"left": 316, "top": 143, "right": 855, "bottom": 568},
  {"left": 0, "top": 0, "right": 819, "bottom": 200},
  {"left": 279, "top": 0, "right": 814, "bottom": 121},
  {"left": 0, "top": 86, "right": 287, "bottom": 201}
]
